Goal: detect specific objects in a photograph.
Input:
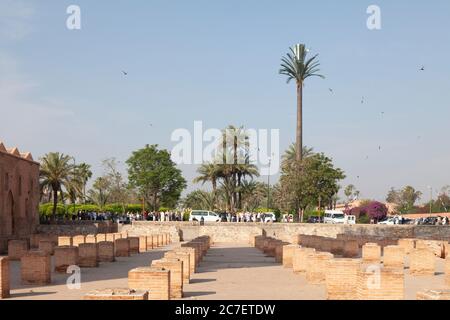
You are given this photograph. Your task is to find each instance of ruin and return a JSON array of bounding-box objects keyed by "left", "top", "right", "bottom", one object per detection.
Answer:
[
  {"left": 152, "top": 258, "right": 183, "bottom": 299},
  {"left": 8, "top": 240, "right": 29, "bottom": 261},
  {"left": 0, "top": 257, "right": 10, "bottom": 299},
  {"left": 98, "top": 241, "right": 115, "bottom": 262},
  {"left": 21, "top": 251, "right": 51, "bottom": 285},
  {"left": 326, "top": 258, "right": 361, "bottom": 300},
  {"left": 0, "top": 142, "right": 40, "bottom": 253},
  {"left": 78, "top": 243, "right": 99, "bottom": 268},
  {"left": 54, "top": 246, "right": 79, "bottom": 273},
  {"left": 409, "top": 248, "right": 436, "bottom": 276},
  {"left": 84, "top": 288, "right": 149, "bottom": 300},
  {"left": 128, "top": 267, "right": 171, "bottom": 300}
]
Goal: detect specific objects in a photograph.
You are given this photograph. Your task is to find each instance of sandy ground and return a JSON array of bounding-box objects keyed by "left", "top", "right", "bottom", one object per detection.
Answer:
[{"left": 5, "top": 243, "right": 448, "bottom": 300}]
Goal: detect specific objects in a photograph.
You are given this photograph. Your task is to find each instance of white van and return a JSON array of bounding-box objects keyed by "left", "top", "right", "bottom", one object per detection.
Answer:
[
  {"left": 344, "top": 215, "right": 356, "bottom": 225},
  {"left": 324, "top": 210, "right": 346, "bottom": 224},
  {"left": 189, "top": 210, "right": 221, "bottom": 223}
]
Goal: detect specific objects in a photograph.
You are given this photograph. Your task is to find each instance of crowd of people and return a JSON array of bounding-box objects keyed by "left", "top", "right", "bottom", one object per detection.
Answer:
[{"left": 63, "top": 210, "right": 184, "bottom": 223}]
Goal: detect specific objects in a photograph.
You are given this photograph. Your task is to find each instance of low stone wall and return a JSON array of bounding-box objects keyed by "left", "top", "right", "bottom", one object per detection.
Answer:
[
  {"left": 122, "top": 222, "right": 450, "bottom": 244},
  {"left": 36, "top": 221, "right": 118, "bottom": 236}
]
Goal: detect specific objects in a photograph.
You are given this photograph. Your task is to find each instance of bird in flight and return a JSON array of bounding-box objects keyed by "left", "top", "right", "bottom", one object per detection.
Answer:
[
  {"left": 420, "top": 66, "right": 425, "bottom": 71},
  {"left": 122, "top": 70, "right": 128, "bottom": 76},
  {"left": 378, "top": 146, "right": 382, "bottom": 151},
  {"left": 329, "top": 88, "right": 333, "bottom": 93}
]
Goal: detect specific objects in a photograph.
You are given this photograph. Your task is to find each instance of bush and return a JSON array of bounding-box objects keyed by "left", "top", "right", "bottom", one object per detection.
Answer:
[
  {"left": 363, "top": 201, "right": 388, "bottom": 222},
  {"left": 39, "top": 203, "right": 67, "bottom": 217},
  {"left": 358, "top": 214, "right": 371, "bottom": 224}
]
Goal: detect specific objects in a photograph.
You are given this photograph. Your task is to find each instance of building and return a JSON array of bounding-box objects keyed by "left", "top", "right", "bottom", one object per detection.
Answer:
[{"left": 0, "top": 141, "right": 40, "bottom": 252}]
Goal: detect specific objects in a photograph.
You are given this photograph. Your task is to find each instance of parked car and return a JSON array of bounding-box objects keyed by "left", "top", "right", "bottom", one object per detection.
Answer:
[
  {"left": 378, "top": 217, "right": 396, "bottom": 225},
  {"left": 307, "top": 216, "right": 324, "bottom": 224},
  {"left": 324, "top": 210, "right": 346, "bottom": 224},
  {"left": 189, "top": 210, "right": 221, "bottom": 223}
]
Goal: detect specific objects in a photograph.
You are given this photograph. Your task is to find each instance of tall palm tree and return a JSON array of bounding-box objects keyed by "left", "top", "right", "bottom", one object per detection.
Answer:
[
  {"left": 279, "top": 44, "right": 325, "bottom": 162},
  {"left": 282, "top": 144, "right": 315, "bottom": 168},
  {"left": 75, "top": 163, "right": 92, "bottom": 203},
  {"left": 39, "top": 152, "right": 76, "bottom": 222},
  {"left": 193, "top": 163, "right": 220, "bottom": 194}
]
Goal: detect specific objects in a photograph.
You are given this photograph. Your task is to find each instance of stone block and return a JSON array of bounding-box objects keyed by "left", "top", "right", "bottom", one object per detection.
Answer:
[
  {"left": 98, "top": 241, "right": 115, "bottom": 263},
  {"left": 54, "top": 246, "right": 78, "bottom": 273},
  {"left": 409, "top": 248, "right": 435, "bottom": 276},
  {"left": 84, "top": 288, "right": 148, "bottom": 300},
  {"left": 152, "top": 258, "right": 183, "bottom": 299},
  {"left": 21, "top": 251, "right": 51, "bottom": 285},
  {"left": 0, "top": 257, "right": 10, "bottom": 299},
  {"left": 115, "top": 239, "right": 130, "bottom": 257},
  {"left": 326, "top": 258, "right": 361, "bottom": 300},
  {"left": 128, "top": 267, "right": 170, "bottom": 300},
  {"left": 383, "top": 246, "right": 405, "bottom": 269},
  {"left": 78, "top": 243, "right": 99, "bottom": 268},
  {"left": 8, "top": 240, "right": 29, "bottom": 261}
]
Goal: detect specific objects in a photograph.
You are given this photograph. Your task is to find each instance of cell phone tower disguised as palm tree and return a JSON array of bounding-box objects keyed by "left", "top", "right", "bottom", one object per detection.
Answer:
[{"left": 279, "top": 44, "right": 325, "bottom": 162}]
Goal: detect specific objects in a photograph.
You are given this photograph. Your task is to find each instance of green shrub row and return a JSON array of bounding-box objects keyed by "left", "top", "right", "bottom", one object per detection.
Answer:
[{"left": 39, "top": 203, "right": 175, "bottom": 216}]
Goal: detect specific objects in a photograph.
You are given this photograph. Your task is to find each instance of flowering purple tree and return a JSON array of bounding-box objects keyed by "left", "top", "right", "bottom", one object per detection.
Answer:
[{"left": 362, "top": 201, "right": 388, "bottom": 222}]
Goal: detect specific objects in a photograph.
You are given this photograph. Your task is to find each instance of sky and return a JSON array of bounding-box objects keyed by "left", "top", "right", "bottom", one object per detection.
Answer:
[{"left": 1, "top": 0, "right": 450, "bottom": 203}]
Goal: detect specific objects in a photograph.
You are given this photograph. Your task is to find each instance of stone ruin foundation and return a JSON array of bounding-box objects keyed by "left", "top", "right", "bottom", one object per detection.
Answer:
[
  {"left": 383, "top": 245, "right": 405, "bottom": 268},
  {"left": 78, "top": 243, "right": 99, "bottom": 268},
  {"left": 325, "top": 258, "right": 361, "bottom": 300},
  {"left": 0, "top": 257, "right": 10, "bottom": 299},
  {"left": 98, "top": 241, "right": 115, "bottom": 263},
  {"left": 114, "top": 239, "right": 130, "bottom": 257},
  {"left": 54, "top": 246, "right": 79, "bottom": 273},
  {"left": 8, "top": 240, "right": 29, "bottom": 261},
  {"left": 409, "top": 248, "right": 436, "bottom": 276},
  {"left": 128, "top": 267, "right": 171, "bottom": 300},
  {"left": 84, "top": 288, "right": 149, "bottom": 300},
  {"left": 152, "top": 258, "right": 183, "bottom": 299},
  {"left": 362, "top": 243, "right": 382, "bottom": 264},
  {"left": 21, "top": 251, "right": 51, "bottom": 285}
]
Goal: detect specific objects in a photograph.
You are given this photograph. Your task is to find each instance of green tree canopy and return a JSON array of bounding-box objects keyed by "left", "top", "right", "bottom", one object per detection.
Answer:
[{"left": 127, "top": 145, "right": 186, "bottom": 211}]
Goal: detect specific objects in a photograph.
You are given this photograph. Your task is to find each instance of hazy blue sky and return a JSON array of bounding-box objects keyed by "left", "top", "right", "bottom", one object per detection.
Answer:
[{"left": 1, "top": 0, "right": 449, "bottom": 202}]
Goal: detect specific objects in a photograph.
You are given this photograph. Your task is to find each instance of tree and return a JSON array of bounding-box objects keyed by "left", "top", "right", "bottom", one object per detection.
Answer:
[
  {"left": 74, "top": 163, "right": 92, "bottom": 203},
  {"left": 276, "top": 150, "right": 345, "bottom": 221},
  {"left": 362, "top": 201, "right": 388, "bottom": 222},
  {"left": 282, "top": 144, "right": 315, "bottom": 168},
  {"left": 39, "top": 152, "right": 76, "bottom": 221},
  {"left": 344, "top": 184, "right": 360, "bottom": 202},
  {"left": 280, "top": 44, "right": 325, "bottom": 162},
  {"left": 88, "top": 177, "right": 110, "bottom": 209},
  {"left": 193, "top": 125, "right": 260, "bottom": 212},
  {"left": 102, "top": 158, "right": 130, "bottom": 213},
  {"left": 386, "top": 186, "right": 422, "bottom": 214},
  {"left": 127, "top": 145, "right": 186, "bottom": 211},
  {"left": 193, "top": 163, "right": 220, "bottom": 205},
  {"left": 182, "top": 190, "right": 216, "bottom": 211}
]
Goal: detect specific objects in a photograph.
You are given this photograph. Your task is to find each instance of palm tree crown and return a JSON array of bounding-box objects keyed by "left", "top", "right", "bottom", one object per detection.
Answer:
[
  {"left": 39, "top": 152, "right": 76, "bottom": 221},
  {"left": 279, "top": 44, "right": 325, "bottom": 85}
]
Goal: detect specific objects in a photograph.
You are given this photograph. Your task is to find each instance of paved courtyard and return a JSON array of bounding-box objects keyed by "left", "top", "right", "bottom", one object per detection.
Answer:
[{"left": 6, "top": 243, "right": 448, "bottom": 300}]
